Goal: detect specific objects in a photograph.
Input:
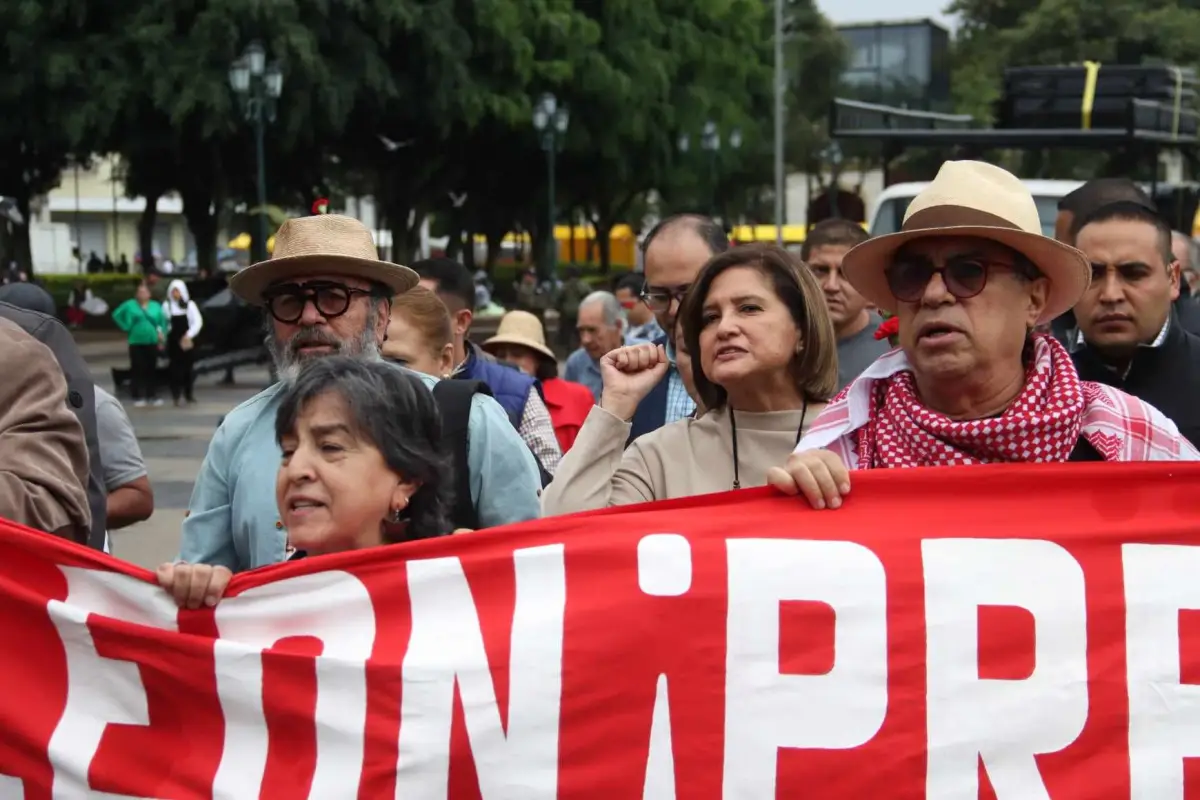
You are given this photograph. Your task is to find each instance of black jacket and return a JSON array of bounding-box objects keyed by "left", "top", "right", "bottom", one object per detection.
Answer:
[{"left": 1072, "top": 317, "right": 1200, "bottom": 449}]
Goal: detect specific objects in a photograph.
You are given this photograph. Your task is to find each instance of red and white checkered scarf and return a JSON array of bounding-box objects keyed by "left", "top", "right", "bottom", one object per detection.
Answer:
[{"left": 797, "top": 333, "right": 1198, "bottom": 467}]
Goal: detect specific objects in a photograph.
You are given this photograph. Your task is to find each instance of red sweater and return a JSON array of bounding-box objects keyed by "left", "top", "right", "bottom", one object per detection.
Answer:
[{"left": 541, "top": 377, "right": 596, "bottom": 454}]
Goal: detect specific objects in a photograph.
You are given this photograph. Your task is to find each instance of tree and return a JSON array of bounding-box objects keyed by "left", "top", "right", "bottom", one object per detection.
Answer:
[
  {"left": 0, "top": 1, "right": 128, "bottom": 271},
  {"left": 109, "top": 0, "right": 402, "bottom": 269},
  {"left": 335, "top": 0, "right": 587, "bottom": 266},
  {"left": 572, "top": 0, "right": 774, "bottom": 263}
]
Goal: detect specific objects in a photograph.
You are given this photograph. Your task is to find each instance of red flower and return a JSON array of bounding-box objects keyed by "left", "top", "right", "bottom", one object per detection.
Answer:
[
  {"left": 874, "top": 316, "right": 899, "bottom": 341},
  {"left": 311, "top": 197, "right": 330, "bottom": 215}
]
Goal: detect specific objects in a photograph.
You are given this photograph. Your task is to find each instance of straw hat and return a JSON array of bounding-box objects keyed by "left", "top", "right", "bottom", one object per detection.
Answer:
[
  {"left": 481, "top": 310, "right": 556, "bottom": 361},
  {"left": 841, "top": 160, "right": 1090, "bottom": 324},
  {"left": 229, "top": 214, "right": 418, "bottom": 304}
]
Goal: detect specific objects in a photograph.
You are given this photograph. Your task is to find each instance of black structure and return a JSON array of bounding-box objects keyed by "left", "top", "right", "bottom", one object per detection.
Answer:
[
  {"left": 837, "top": 19, "right": 952, "bottom": 111},
  {"left": 829, "top": 95, "right": 1200, "bottom": 189}
]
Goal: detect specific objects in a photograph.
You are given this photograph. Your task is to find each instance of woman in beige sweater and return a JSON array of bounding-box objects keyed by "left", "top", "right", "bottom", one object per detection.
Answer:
[{"left": 542, "top": 243, "right": 838, "bottom": 514}]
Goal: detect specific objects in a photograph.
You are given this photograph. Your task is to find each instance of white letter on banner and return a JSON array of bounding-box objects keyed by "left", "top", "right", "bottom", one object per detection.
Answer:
[
  {"left": 924, "top": 539, "right": 1088, "bottom": 799},
  {"left": 397, "top": 545, "right": 566, "bottom": 800},
  {"left": 723, "top": 539, "right": 888, "bottom": 799},
  {"left": 45, "top": 567, "right": 180, "bottom": 797},
  {"left": 0, "top": 774, "right": 24, "bottom": 797},
  {"left": 211, "top": 571, "right": 375, "bottom": 798},
  {"left": 1123, "top": 543, "right": 1200, "bottom": 800}
]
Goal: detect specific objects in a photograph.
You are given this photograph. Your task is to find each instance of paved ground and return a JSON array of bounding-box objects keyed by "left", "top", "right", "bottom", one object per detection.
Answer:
[{"left": 81, "top": 334, "right": 271, "bottom": 570}]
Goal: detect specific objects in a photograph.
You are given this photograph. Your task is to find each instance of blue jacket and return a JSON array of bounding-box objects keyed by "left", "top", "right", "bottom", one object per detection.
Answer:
[{"left": 458, "top": 342, "right": 534, "bottom": 428}]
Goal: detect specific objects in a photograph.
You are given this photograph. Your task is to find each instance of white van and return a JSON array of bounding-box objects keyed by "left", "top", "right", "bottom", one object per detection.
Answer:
[{"left": 867, "top": 179, "right": 1084, "bottom": 238}]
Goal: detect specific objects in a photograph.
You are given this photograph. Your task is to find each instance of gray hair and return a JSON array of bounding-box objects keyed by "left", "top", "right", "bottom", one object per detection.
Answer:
[
  {"left": 580, "top": 291, "right": 624, "bottom": 329},
  {"left": 1172, "top": 230, "right": 1198, "bottom": 270},
  {"left": 265, "top": 301, "right": 385, "bottom": 384}
]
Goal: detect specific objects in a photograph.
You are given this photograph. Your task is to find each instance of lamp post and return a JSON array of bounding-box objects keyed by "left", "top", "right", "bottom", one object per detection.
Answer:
[
  {"left": 229, "top": 42, "right": 284, "bottom": 264},
  {"left": 532, "top": 93, "right": 569, "bottom": 279},
  {"left": 680, "top": 121, "right": 742, "bottom": 219}
]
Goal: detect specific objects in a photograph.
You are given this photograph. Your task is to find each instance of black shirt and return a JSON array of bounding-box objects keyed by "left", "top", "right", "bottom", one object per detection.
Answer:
[{"left": 1072, "top": 319, "right": 1200, "bottom": 450}]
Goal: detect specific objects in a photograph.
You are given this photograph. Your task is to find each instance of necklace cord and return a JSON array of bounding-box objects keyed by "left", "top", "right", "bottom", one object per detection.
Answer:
[{"left": 730, "top": 397, "right": 809, "bottom": 490}]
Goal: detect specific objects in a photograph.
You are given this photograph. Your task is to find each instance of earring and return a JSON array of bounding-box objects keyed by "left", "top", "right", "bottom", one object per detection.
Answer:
[{"left": 391, "top": 507, "right": 403, "bottom": 523}]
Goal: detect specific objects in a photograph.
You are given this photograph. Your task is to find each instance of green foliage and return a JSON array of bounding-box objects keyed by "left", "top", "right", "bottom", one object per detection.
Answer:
[{"left": 2, "top": 0, "right": 849, "bottom": 273}]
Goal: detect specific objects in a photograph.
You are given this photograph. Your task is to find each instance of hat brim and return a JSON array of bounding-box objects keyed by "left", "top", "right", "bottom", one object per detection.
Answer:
[
  {"left": 228, "top": 253, "right": 419, "bottom": 304},
  {"left": 481, "top": 334, "right": 556, "bottom": 362},
  {"left": 840, "top": 226, "right": 1090, "bottom": 325}
]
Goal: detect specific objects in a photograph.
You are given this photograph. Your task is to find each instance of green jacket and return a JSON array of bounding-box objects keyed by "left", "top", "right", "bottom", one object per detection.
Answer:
[{"left": 112, "top": 298, "right": 168, "bottom": 346}]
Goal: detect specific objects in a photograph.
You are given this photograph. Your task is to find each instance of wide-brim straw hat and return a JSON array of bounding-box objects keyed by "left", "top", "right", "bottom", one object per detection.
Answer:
[
  {"left": 481, "top": 310, "right": 556, "bottom": 361},
  {"left": 841, "top": 160, "right": 1090, "bottom": 325},
  {"left": 229, "top": 214, "right": 419, "bottom": 304}
]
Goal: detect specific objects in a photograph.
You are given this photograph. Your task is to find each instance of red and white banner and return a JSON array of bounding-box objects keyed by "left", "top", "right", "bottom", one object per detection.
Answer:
[{"left": 1, "top": 463, "right": 1199, "bottom": 798}]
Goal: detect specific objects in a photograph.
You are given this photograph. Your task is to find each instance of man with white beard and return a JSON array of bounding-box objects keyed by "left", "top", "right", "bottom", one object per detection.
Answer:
[{"left": 178, "top": 215, "right": 541, "bottom": 572}]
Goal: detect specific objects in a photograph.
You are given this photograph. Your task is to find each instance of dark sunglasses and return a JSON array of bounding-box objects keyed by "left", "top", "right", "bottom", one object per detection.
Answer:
[
  {"left": 262, "top": 281, "right": 373, "bottom": 324},
  {"left": 641, "top": 285, "right": 691, "bottom": 313},
  {"left": 885, "top": 257, "right": 1016, "bottom": 303}
]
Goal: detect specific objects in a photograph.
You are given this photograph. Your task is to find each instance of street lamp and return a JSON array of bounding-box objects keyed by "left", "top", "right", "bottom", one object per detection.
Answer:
[
  {"left": 532, "top": 92, "right": 569, "bottom": 279},
  {"left": 678, "top": 121, "right": 742, "bottom": 218},
  {"left": 229, "top": 41, "right": 284, "bottom": 263}
]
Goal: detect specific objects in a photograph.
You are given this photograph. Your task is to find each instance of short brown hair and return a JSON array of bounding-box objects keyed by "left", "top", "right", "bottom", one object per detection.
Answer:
[
  {"left": 800, "top": 219, "right": 869, "bottom": 261},
  {"left": 390, "top": 286, "right": 453, "bottom": 353},
  {"left": 680, "top": 243, "right": 839, "bottom": 410}
]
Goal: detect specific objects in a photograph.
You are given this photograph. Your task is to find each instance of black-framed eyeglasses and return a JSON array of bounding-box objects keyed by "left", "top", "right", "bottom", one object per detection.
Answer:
[
  {"left": 641, "top": 285, "right": 691, "bottom": 313},
  {"left": 884, "top": 258, "right": 1017, "bottom": 303},
  {"left": 262, "top": 281, "right": 373, "bottom": 324}
]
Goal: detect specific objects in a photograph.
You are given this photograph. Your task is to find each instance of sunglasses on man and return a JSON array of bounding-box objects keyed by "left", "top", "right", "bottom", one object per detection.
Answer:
[
  {"left": 884, "top": 257, "right": 1035, "bottom": 303},
  {"left": 261, "top": 281, "right": 374, "bottom": 324}
]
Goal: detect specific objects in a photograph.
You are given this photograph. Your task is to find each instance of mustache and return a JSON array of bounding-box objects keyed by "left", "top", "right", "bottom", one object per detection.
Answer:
[{"left": 284, "top": 327, "right": 345, "bottom": 356}]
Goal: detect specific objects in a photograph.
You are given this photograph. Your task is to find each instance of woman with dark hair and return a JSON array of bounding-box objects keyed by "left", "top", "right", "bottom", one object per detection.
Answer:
[
  {"left": 157, "top": 356, "right": 452, "bottom": 608},
  {"left": 541, "top": 243, "right": 838, "bottom": 513},
  {"left": 482, "top": 310, "right": 595, "bottom": 453}
]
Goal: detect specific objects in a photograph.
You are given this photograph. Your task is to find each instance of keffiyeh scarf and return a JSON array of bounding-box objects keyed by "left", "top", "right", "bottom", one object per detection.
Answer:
[{"left": 797, "top": 333, "right": 1197, "bottom": 466}]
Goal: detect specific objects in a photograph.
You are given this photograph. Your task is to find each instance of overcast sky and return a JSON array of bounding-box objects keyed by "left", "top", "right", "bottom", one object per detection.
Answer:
[{"left": 816, "top": 0, "right": 955, "bottom": 29}]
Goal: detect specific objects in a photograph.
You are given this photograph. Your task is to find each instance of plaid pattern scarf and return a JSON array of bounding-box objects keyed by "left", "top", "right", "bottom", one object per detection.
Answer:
[{"left": 797, "top": 333, "right": 1198, "bottom": 466}]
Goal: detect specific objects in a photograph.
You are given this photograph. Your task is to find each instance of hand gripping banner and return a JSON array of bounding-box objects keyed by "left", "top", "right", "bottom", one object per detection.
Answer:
[{"left": 0, "top": 462, "right": 1198, "bottom": 798}]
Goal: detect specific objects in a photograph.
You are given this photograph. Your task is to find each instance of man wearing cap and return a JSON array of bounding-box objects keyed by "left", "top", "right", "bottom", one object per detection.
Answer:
[
  {"left": 178, "top": 215, "right": 542, "bottom": 572},
  {"left": 769, "top": 161, "right": 1198, "bottom": 510}
]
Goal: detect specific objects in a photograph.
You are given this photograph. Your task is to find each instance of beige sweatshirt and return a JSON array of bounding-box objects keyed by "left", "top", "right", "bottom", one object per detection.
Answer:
[{"left": 541, "top": 402, "right": 825, "bottom": 515}]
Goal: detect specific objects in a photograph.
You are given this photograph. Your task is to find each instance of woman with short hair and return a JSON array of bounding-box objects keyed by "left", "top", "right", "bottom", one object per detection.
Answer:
[
  {"left": 542, "top": 243, "right": 838, "bottom": 513},
  {"left": 157, "top": 357, "right": 452, "bottom": 608},
  {"left": 770, "top": 161, "right": 1199, "bottom": 510}
]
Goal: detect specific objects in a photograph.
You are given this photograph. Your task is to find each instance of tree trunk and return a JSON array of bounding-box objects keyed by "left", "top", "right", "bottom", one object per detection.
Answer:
[
  {"left": 462, "top": 229, "right": 477, "bottom": 270},
  {"left": 485, "top": 230, "right": 503, "bottom": 270},
  {"left": 8, "top": 193, "right": 33, "bottom": 274},
  {"left": 181, "top": 186, "right": 219, "bottom": 273},
  {"left": 445, "top": 222, "right": 463, "bottom": 259},
  {"left": 595, "top": 221, "right": 613, "bottom": 273},
  {"left": 138, "top": 192, "right": 161, "bottom": 275},
  {"left": 405, "top": 210, "right": 425, "bottom": 263}
]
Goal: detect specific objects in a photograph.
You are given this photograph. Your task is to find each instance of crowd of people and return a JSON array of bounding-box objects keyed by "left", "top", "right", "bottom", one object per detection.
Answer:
[{"left": 0, "top": 158, "right": 1197, "bottom": 611}]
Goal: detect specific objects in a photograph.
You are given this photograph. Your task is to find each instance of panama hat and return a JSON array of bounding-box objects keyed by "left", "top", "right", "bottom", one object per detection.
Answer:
[
  {"left": 229, "top": 214, "right": 419, "bottom": 304},
  {"left": 841, "top": 160, "right": 1090, "bottom": 325},
  {"left": 481, "top": 310, "right": 556, "bottom": 361}
]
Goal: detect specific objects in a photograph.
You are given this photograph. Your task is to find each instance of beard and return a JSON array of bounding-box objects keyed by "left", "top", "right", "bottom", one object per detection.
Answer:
[{"left": 266, "top": 306, "right": 382, "bottom": 384}]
